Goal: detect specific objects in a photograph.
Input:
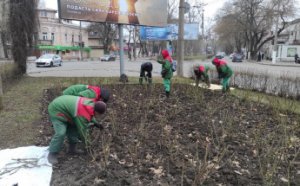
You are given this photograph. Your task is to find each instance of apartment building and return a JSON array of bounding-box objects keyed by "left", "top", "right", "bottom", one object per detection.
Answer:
[{"left": 36, "top": 8, "right": 90, "bottom": 60}]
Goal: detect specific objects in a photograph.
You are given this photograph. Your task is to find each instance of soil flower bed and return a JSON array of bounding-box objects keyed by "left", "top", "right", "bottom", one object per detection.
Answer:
[{"left": 37, "top": 84, "right": 300, "bottom": 186}]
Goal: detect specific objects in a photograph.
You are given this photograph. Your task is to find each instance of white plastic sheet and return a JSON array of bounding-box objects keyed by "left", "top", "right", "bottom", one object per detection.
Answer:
[
  {"left": 191, "top": 83, "right": 234, "bottom": 90},
  {"left": 0, "top": 146, "right": 52, "bottom": 186}
]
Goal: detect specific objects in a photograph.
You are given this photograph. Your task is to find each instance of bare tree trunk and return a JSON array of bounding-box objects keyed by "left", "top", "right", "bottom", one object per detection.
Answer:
[
  {"left": 0, "top": 74, "right": 3, "bottom": 110},
  {"left": 9, "top": 0, "right": 37, "bottom": 74},
  {"left": 133, "top": 26, "right": 136, "bottom": 60},
  {"left": 0, "top": 32, "right": 8, "bottom": 58}
]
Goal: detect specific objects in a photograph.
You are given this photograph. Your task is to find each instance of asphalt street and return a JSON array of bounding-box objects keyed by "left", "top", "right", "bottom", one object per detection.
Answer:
[{"left": 26, "top": 57, "right": 300, "bottom": 78}]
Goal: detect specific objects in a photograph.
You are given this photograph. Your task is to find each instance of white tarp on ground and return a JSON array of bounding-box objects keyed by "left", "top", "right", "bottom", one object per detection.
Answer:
[
  {"left": 0, "top": 146, "right": 52, "bottom": 186},
  {"left": 191, "top": 83, "right": 235, "bottom": 90}
]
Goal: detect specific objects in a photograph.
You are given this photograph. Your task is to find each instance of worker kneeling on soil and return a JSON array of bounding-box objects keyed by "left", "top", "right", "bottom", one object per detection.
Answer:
[
  {"left": 63, "top": 84, "right": 110, "bottom": 102},
  {"left": 47, "top": 95, "right": 106, "bottom": 164},
  {"left": 212, "top": 57, "right": 233, "bottom": 93},
  {"left": 193, "top": 64, "right": 211, "bottom": 88},
  {"left": 157, "top": 50, "right": 173, "bottom": 98},
  {"left": 139, "top": 62, "right": 153, "bottom": 84}
]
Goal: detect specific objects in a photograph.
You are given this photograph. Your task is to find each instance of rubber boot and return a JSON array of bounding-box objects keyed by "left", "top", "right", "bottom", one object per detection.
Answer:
[
  {"left": 68, "top": 143, "right": 85, "bottom": 155},
  {"left": 166, "top": 91, "right": 170, "bottom": 98},
  {"left": 139, "top": 77, "right": 143, "bottom": 85},
  {"left": 148, "top": 78, "right": 152, "bottom": 84},
  {"left": 47, "top": 152, "right": 58, "bottom": 164}
]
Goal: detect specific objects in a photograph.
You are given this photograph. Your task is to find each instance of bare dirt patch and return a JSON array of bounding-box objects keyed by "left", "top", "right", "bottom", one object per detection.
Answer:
[{"left": 37, "top": 84, "right": 300, "bottom": 186}]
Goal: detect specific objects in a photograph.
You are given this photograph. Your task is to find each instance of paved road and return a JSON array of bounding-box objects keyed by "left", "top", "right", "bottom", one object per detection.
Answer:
[{"left": 26, "top": 57, "right": 300, "bottom": 78}]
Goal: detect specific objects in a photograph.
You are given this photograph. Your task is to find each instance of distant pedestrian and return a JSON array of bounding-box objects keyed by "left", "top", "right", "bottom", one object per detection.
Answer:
[
  {"left": 257, "top": 52, "right": 261, "bottom": 62},
  {"left": 63, "top": 84, "right": 110, "bottom": 103},
  {"left": 295, "top": 53, "right": 299, "bottom": 64},
  {"left": 157, "top": 50, "right": 173, "bottom": 98},
  {"left": 47, "top": 95, "right": 106, "bottom": 164},
  {"left": 139, "top": 62, "right": 153, "bottom": 84},
  {"left": 261, "top": 53, "right": 264, "bottom": 60},
  {"left": 212, "top": 57, "right": 233, "bottom": 93},
  {"left": 193, "top": 64, "right": 211, "bottom": 88}
]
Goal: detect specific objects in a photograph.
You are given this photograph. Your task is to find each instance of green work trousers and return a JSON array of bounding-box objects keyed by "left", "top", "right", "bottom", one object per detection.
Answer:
[
  {"left": 49, "top": 118, "right": 79, "bottom": 153},
  {"left": 163, "top": 78, "right": 171, "bottom": 92},
  {"left": 221, "top": 76, "right": 231, "bottom": 92}
]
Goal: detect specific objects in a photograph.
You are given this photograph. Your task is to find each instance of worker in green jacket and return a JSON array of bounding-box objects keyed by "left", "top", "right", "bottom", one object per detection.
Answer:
[
  {"left": 212, "top": 57, "right": 233, "bottom": 92},
  {"left": 63, "top": 84, "right": 110, "bottom": 102},
  {"left": 193, "top": 64, "right": 211, "bottom": 88},
  {"left": 47, "top": 95, "right": 106, "bottom": 164},
  {"left": 157, "top": 49, "right": 173, "bottom": 98}
]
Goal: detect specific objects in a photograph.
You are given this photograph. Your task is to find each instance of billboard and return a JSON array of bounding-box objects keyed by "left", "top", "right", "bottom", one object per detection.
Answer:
[
  {"left": 58, "top": 0, "right": 168, "bottom": 27},
  {"left": 140, "top": 24, "right": 199, "bottom": 41}
]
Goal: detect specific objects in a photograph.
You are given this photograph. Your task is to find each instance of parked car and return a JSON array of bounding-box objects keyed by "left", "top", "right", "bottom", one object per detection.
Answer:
[
  {"left": 35, "top": 54, "right": 62, "bottom": 67},
  {"left": 229, "top": 53, "right": 235, "bottom": 59},
  {"left": 232, "top": 53, "right": 244, "bottom": 62},
  {"left": 100, "top": 54, "right": 116, "bottom": 61},
  {"left": 215, "top": 52, "right": 226, "bottom": 59}
]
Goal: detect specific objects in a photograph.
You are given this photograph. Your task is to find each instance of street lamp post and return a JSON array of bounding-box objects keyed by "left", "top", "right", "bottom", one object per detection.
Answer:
[
  {"left": 272, "top": 3, "right": 280, "bottom": 64},
  {"left": 177, "top": 0, "right": 185, "bottom": 77},
  {"left": 79, "top": 21, "right": 83, "bottom": 61}
]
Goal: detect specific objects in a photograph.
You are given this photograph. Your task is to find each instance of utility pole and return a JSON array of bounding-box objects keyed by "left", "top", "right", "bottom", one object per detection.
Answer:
[
  {"left": 192, "top": 3, "right": 207, "bottom": 54},
  {"left": 119, "top": 24, "right": 124, "bottom": 76},
  {"left": 79, "top": 21, "right": 83, "bottom": 61},
  {"left": 272, "top": 3, "right": 280, "bottom": 64},
  {"left": 177, "top": 0, "right": 185, "bottom": 77}
]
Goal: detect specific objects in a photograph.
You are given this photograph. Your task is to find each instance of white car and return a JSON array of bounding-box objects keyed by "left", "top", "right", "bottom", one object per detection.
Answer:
[
  {"left": 100, "top": 54, "right": 116, "bottom": 61},
  {"left": 35, "top": 54, "right": 62, "bottom": 67}
]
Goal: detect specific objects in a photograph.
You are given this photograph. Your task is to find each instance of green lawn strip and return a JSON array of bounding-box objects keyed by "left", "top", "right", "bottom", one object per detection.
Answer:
[{"left": 231, "top": 89, "right": 300, "bottom": 114}]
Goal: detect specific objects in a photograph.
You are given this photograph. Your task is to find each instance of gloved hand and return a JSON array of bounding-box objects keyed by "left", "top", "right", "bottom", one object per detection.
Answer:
[
  {"left": 88, "top": 122, "right": 104, "bottom": 130},
  {"left": 93, "top": 122, "right": 104, "bottom": 130}
]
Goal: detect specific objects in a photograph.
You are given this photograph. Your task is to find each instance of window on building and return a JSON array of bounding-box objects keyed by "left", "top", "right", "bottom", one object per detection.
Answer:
[
  {"left": 51, "top": 33, "right": 55, "bottom": 41},
  {"left": 40, "top": 11, "right": 47, "bottom": 17},
  {"left": 65, "top": 33, "right": 67, "bottom": 42},
  {"left": 42, "top": 32, "right": 48, "bottom": 40}
]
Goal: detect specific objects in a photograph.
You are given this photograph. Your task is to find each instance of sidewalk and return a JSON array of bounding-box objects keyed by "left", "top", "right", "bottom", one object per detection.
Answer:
[{"left": 247, "top": 60, "right": 300, "bottom": 67}]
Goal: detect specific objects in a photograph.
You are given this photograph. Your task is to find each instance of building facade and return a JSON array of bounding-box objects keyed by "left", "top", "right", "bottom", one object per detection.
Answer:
[
  {"left": 267, "top": 18, "right": 300, "bottom": 62},
  {"left": 36, "top": 8, "right": 90, "bottom": 60}
]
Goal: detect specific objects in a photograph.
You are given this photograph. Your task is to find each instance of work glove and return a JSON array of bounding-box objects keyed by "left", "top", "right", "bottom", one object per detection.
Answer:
[
  {"left": 218, "top": 73, "right": 226, "bottom": 79},
  {"left": 88, "top": 122, "right": 104, "bottom": 130},
  {"left": 93, "top": 122, "right": 104, "bottom": 130}
]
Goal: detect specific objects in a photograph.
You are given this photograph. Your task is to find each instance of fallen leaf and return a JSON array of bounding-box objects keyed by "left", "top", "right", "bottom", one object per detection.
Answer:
[
  {"left": 119, "top": 159, "right": 126, "bottom": 165},
  {"left": 290, "top": 136, "right": 300, "bottom": 143},
  {"left": 234, "top": 170, "right": 242, "bottom": 175},
  {"left": 146, "top": 153, "right": 152, "bottom": 160},
  {"left": 164, "top": 125, "right": 172, "bottom": 133},
  {"left": 280, "top": 177, "right": 289, "bottom": 183},
  {"left": 94, "top": 178, "right": 105, "bottom": 184},
  {"left": 149, "top": 166, "right": 164, "bottom": 177},
  {"left": 110, "top": 153, "right": 118, "bottom": 160},
  {"left": 241, "top": 169, "right": 250, "bottom": 175},
  {"left": 232, "top": 160, "right": 240, "bottom": 167},
  {"left": 126, "top": 162, "right": 134, "bottom": 167},
  {"left": 253, "top": 150, "right": 258, "bottom": 157}
]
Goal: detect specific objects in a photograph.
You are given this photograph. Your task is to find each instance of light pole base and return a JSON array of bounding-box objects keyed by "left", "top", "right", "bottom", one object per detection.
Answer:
[{"left": 272, "top": 51, "right": 276, "bottom": 64}]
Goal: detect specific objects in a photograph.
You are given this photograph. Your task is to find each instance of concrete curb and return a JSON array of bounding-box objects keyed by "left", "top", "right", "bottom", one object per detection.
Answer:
[{"left": 246, "top": 60, "right": 300, "bottom": 68}]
